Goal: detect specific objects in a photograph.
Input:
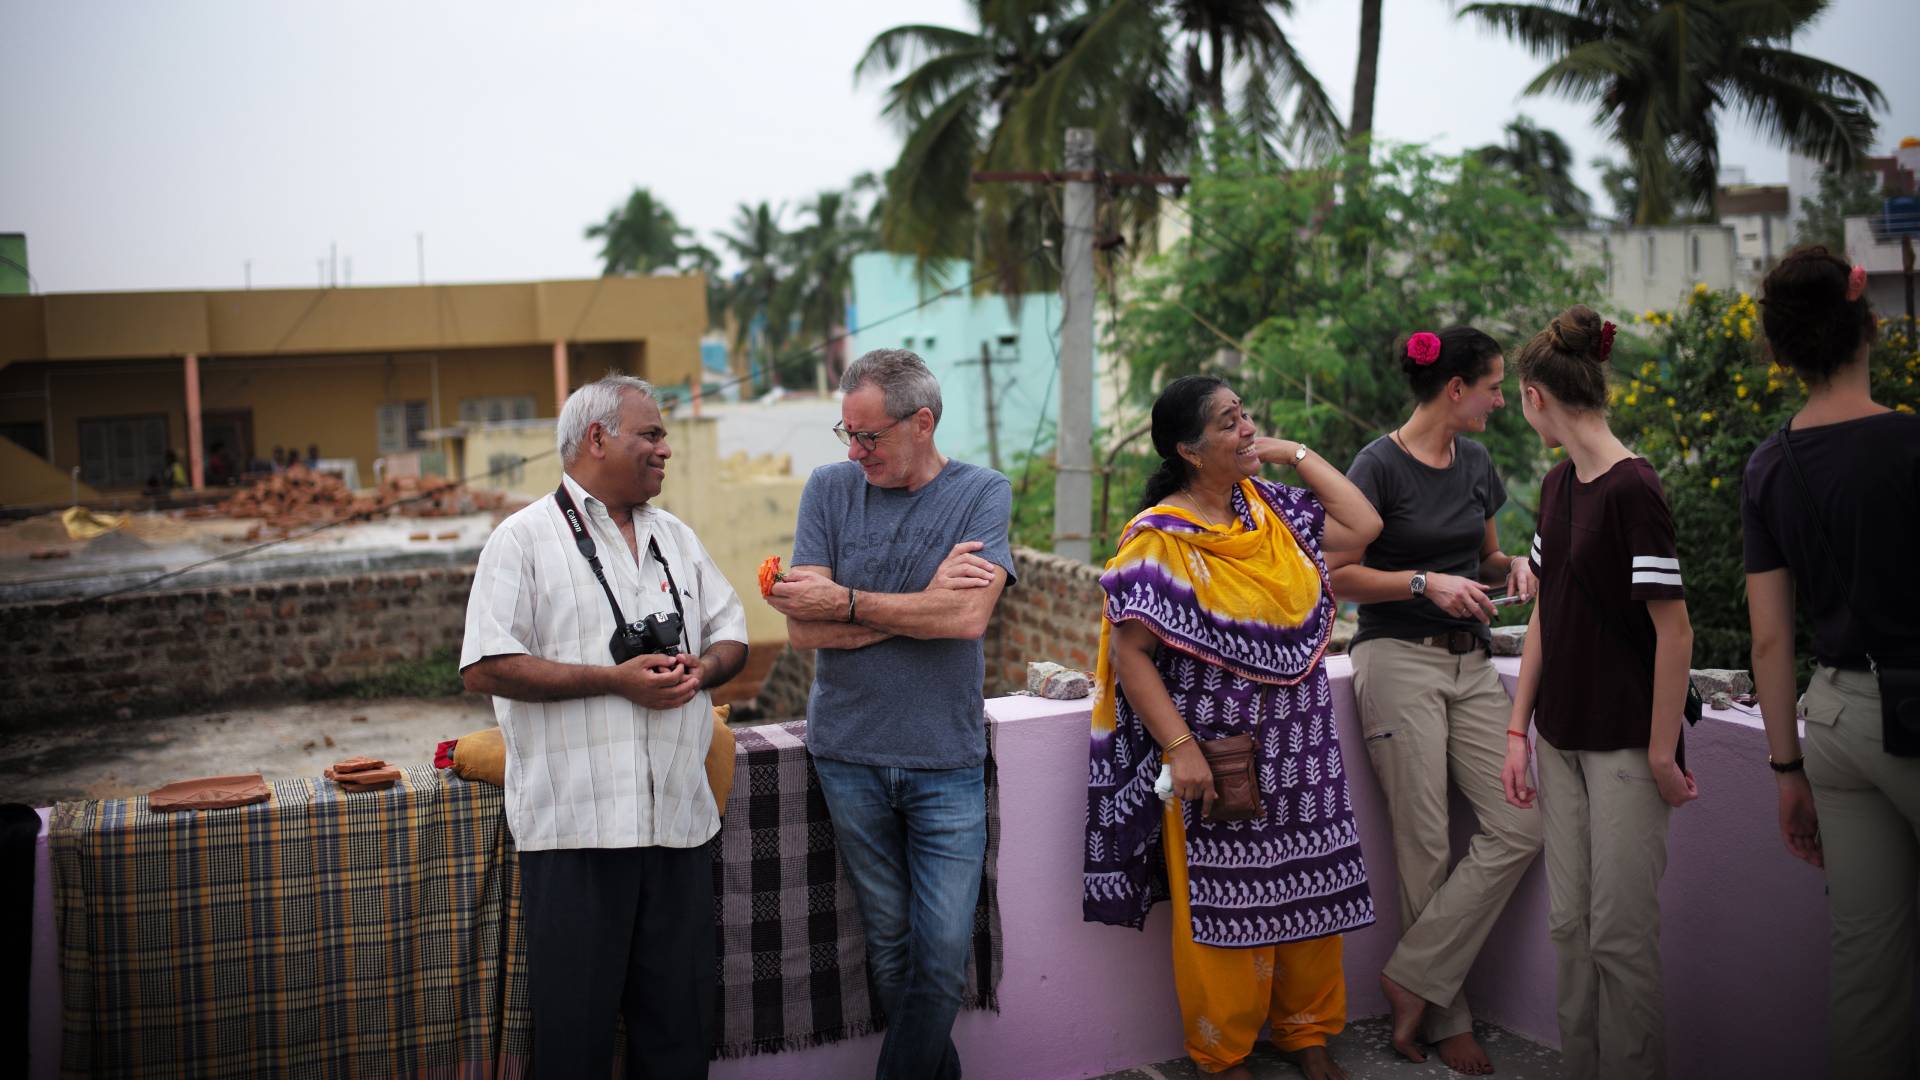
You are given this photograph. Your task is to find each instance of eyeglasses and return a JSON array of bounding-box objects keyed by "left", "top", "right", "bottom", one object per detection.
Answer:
[{"left": 833, "top": 416, "right": 905, "bottom": 452}]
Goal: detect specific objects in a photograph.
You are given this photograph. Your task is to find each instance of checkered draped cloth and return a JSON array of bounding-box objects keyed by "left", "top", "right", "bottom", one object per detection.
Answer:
[
  {"left": 50, "top": 765, "right": 531, "bottom": 1080},
  {"left": 712, "top": 719, "right": 1002, "bottom": 1059},
  {"left": 50, "top": 726, "right": 1001, "bottom": 1077}
]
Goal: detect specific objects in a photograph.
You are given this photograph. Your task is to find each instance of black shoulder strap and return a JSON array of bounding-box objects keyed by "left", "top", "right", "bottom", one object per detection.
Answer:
[
  {"left": 555, "top": 483, "right": 687, "bottom": 630},
  {"left": 554, "top": 483, "right": 630, "bottom": 628},
  {"left": 1775, "top": 421, "right": 1876, "bottom": 669}
]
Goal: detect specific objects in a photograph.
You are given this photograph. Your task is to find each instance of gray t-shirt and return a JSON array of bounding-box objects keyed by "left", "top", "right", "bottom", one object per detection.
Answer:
[
  {"left": 1346, "top": 434, "right": 1507, "bottom": 646},
  {"left": 792, "top": 458, "right": 1017, "bottom": 769}
]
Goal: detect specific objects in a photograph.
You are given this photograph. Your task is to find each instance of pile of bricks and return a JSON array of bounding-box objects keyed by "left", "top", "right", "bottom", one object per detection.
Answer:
[{"left": 199, "top": 465, "right": 505, "bottom": 538}]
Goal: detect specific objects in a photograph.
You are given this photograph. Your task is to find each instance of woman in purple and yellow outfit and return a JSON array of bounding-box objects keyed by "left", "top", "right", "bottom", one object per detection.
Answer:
[{"left": 1085, "top": 376, "right": 1382, "bottom": 1080}]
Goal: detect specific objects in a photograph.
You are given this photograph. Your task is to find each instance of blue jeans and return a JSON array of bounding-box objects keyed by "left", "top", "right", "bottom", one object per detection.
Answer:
[{"left": 812, "top": 757, "right": 987, "bottom": 1080}]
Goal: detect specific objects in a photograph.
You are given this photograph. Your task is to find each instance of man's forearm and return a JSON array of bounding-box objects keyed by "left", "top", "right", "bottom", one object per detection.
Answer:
[
  {"left": 463, "top": 653, "right": 611, "bottom": 702},
  {"left": 855, "top": 583, "right": 998, "bottom": 640},
  {"left": 699, "top": 641, "right": 750, "bottom": 690},
  {"left": 788, "top": 617, "right": 892, "bottom": 651}
]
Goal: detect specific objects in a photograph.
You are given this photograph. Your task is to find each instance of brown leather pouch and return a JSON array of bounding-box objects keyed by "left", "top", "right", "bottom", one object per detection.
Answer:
[{"left": 1198, "top": 734, "right": 1262, "bottom": 821}]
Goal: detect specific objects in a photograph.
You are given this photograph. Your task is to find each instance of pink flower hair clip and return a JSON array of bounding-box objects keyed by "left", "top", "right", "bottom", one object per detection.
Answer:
[
  {"left": 1406, "top": 331, "right": 1442, "bottom": 365},
  {"left": 1599, "top": 320, "right": 1617, "bottom": 362},
  {"left": 1846, "top": 265, "right": 1867, "bottom": 302}
]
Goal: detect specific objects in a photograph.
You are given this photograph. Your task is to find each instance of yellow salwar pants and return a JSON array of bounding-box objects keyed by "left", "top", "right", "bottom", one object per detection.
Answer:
[{"left": 1162, "top": 802, "right": 1347, "bottom": 1073}]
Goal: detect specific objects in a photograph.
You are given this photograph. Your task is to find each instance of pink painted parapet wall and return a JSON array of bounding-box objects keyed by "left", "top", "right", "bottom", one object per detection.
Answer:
[
  {"left": 34, "top": 657, "right": 1906, "bottom": 1079},
  {"left": 713, "top": 656, "right": 1879, "bottom": 1080}
]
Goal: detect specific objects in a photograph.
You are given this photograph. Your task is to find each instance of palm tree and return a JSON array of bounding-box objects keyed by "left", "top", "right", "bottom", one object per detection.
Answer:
[
  {"left": 856, "top": 0, "right": 1340, "bottom": 291},
  {"left": 1349, "top": 0, "right": 1384, "bottom": 143},
  {"left": 1461, "top": 0, "right": 1884, "bottom": 225},
  {"left": 716, "top": 202, "right": 788, "bottom": 388},
  {"left": 584, "top": 187, "right": 689, "bottom": 275},
  {"left": 1473, "top": 116, "right": 1594, "bottom": 225},
  {"left": 774, "top": 189, "right": 877, "bottom": 390}
]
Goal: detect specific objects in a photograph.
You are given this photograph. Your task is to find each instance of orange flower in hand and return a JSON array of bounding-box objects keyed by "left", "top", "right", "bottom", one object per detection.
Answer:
[{"left": 758, "top": 555, "right": 787, "bottom": 598}]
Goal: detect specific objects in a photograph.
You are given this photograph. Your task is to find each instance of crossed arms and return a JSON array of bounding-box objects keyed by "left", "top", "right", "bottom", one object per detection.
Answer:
[{"left": 768, "top": 542, "right": 1008, "bottom": 650}]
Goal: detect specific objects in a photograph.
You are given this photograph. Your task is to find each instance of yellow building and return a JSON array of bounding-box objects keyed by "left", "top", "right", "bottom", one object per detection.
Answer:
[{"left": 0, "top": 275, "right": 705, "bottom": 505}]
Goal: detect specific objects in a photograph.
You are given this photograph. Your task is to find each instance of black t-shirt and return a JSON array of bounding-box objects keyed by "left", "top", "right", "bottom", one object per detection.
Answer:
[
  {"left": 1346, "top": 434, "right": 1508, "bottom": 645},
  {"left": 1741, "top": 411, "right": 1920, "bottom": 667},
  {"left": 1532, "top": 457, "right": 1687, "bottom": 751}
]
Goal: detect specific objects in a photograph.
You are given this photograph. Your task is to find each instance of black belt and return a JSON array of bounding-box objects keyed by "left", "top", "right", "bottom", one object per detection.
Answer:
[{"left": 1410, "top": 629, "right": 1490, "bottom": 655}]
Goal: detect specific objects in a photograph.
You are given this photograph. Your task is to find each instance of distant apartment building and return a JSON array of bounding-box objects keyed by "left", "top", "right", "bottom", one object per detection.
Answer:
[
  {"left": 1716, "top": 185, "right": 1791, "bottom": 291},
  {"left": 847, "top": 252, "right": 1094, "bottom": 474},
  {"left": 1559, "top": 224, "right": 1740, "bottom": 317},
  {"left": 0, "top": 275, "right": 706, "bottom": 505}
]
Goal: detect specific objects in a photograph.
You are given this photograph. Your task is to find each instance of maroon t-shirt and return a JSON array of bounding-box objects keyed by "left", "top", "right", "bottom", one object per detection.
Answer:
[{"left": 1530, "top": 457, "right": 1688, "bottom": 751}]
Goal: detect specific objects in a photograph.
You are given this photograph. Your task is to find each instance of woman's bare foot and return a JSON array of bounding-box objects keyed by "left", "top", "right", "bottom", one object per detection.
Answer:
[
  {"left": 1211, "top": 1065, "right": 1254, "bottom": 1080},
  {"left": 1279, "top": 1044, "right": 1348, "bottom": 1080},
  {"left": 1433, "top": 1031, "right": 1494, "bottom": 1075},
  {"left": 1378, "top": 972, "right": 1428, "bottom": 1063}
]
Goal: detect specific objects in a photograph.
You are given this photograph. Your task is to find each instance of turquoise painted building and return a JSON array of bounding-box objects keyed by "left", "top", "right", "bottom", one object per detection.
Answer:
[{"left": 847, "top": 252, "right": 1094, "bottom": 473}]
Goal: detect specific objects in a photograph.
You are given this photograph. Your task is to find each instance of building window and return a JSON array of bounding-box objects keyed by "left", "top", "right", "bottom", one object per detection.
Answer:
[
  {"left": 77, "top": 414, "right": 168, "bottom": 489},
  {"left": 486, "top": 452, "right": 526, "bottom": 487},
  {"left": 375, "top": 400, "right": 430, "bottom": 455},
  {"left": 458, "top": 396, "right": 536, "bottom": 424}
]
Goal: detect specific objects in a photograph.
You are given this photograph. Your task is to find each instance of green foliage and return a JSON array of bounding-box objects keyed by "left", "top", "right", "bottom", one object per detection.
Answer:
[
  {"left": 584, "top": 187, "right": 696, "bottom": 276},
  {"left": 1109, "top": 140, "right": 1601, "bottom": 553},
  {"left": 1473, "top": 115, "right": 1593, "bottom": 226},
  {"left": 1608, "top": 289, "right": 1920, "bottom": 667},
  {"left": 305, "top": 648, "right": 466, "bottom": 701},
  {"left": 1463, "top": 0, "right": 1884, "bottom": 225},
  {"left": 1794, "top": 168, "right": 1886, "bottom": 256},
  {"left": 855, "top": 0, "right": 1345, "bottom": 294}
]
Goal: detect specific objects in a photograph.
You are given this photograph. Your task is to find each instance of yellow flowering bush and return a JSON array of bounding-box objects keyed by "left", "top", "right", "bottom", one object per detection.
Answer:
[{"left": 1608, "top": 291, "right": 1920, "bottom": 665}]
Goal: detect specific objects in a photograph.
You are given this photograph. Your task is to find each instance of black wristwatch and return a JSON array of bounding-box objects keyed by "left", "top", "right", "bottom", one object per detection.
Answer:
[
  {"left": 1410, "top": 571, "right": 1429, "bottom": 598},
  {"left": 1768, "top": 755, "right": 1805, "bottom": 774}
]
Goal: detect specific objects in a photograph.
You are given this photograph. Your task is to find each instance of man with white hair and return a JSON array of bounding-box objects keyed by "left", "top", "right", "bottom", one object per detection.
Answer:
[
  {"left": 767, "top": 349, "right": 1014, "bottom": 1080},
  {"left": 461, "top": 374, "right": 747, "bottom": 1079}
]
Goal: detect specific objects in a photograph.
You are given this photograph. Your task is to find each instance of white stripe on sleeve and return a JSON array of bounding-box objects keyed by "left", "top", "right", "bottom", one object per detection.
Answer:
[
  {"left": 1632, "top": 555, "right": 1680, "bottom": 570},
  {"left": 1632, "top": 570, "right": 1684, "bottom": 586}
]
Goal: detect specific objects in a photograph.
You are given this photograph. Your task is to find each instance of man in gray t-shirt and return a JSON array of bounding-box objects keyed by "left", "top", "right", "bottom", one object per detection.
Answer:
[{"left": 767, "top": 348, "right": 1013, "bottom": 1080}]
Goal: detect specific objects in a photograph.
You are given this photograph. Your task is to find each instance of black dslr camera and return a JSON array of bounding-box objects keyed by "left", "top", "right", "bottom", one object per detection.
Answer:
[
  {"left": 610, "top": 611, "right": 684, "bottom": 664},
  {"left": 556, "top": 484, "right": 690, "bottom": 667}
]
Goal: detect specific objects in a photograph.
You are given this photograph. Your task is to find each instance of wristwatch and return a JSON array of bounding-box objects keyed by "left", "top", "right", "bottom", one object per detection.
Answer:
[
  {"left": 1289, "top": 443, "right": 1310, "bottom": 468},
  {"left": 1410, "top": 571, "right": 1428, "bottom": 598}
]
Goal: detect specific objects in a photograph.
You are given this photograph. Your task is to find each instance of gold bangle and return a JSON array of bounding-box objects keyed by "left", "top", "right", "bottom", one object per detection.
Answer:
[{"left": 1161, "top": 731, "right": 1197, "bottom": 755}]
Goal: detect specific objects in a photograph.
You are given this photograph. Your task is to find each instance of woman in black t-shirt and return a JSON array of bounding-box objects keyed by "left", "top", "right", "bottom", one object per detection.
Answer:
[
  {"left": 1501, "top": 304, "right": 1697, "bottom": 1080},
  {"left": 1327, "top": 327, "right": 1542, "bottom": 1074},
  {"left": 1742, "top": 246, "right": 1920, "bottom": 1079}
]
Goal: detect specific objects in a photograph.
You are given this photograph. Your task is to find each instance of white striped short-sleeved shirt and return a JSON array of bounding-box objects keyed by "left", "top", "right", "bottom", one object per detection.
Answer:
[{"left": 460, "top": 472, "right": 747, "bottom": 851}]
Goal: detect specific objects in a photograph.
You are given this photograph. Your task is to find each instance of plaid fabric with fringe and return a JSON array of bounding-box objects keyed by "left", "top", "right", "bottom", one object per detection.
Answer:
[
  {"left": 50, "top": 765, "right": 530, "bottom": 1080},
  {"left": 50, "top": 727, "right": 1001, "bottom": 1076},
  {"left": 713, "top": 719, "right": 1001, "bottom": 1060}
]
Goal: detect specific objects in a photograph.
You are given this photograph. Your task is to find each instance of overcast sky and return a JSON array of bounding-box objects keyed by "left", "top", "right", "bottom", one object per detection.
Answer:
[{"left": 3, "top": 0, "right": 1913, "bottom": 295}]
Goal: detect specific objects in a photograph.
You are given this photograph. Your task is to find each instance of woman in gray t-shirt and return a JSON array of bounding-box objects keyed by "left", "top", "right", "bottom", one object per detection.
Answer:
[{"left": 1325, "top": 326, "right": 1543, "bottom": 1074}]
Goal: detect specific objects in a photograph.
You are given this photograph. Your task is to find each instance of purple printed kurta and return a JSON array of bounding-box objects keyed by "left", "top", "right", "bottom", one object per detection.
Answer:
[{"left": 1084, "top": 479, "right": 1375, "bottom": 947}]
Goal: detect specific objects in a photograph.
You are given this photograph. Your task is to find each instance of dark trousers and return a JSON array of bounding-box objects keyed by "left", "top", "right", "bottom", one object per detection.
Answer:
[{"left": 519, "top": 843, "right": 716, "bottom": 1080}]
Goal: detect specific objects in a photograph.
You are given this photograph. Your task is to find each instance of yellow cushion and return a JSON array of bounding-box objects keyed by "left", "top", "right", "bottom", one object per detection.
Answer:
[{"left": 452, "top": 705, "right": 737, "bottom": 816}]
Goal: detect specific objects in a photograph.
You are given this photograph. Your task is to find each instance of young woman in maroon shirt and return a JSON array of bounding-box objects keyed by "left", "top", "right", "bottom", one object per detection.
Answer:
[{"left": 1500, "top": 304, "right": 1697, "bottom": 1080}]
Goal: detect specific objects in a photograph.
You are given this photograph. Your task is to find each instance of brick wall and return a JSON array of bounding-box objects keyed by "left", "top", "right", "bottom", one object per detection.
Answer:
[
  {"left": 983, "top": 546, "right": 1105, "bottom": 696},
  {"left": 0, "top": 568, "right": 474, "bottom": 724}
]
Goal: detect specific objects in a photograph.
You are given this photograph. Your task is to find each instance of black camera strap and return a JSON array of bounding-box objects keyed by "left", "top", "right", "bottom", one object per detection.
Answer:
[{"left": 554, "top": 483, "right": 685, "bottom": 630}]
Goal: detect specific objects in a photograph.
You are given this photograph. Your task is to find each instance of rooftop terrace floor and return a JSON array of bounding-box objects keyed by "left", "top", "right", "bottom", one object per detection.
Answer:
[{"left": 1097, "top": 1018, "right": 1561, "bottom": 1079}]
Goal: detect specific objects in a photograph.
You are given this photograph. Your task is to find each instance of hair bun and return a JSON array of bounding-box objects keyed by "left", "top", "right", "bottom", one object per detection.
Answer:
[{"left": 1548, "top": 305, "right": 1605, "bottom": 365}]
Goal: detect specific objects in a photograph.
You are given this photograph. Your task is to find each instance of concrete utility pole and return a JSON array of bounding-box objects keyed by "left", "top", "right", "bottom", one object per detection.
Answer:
[{"left": 1057, "top": 127, "right": 1096, "bottom": 563}]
